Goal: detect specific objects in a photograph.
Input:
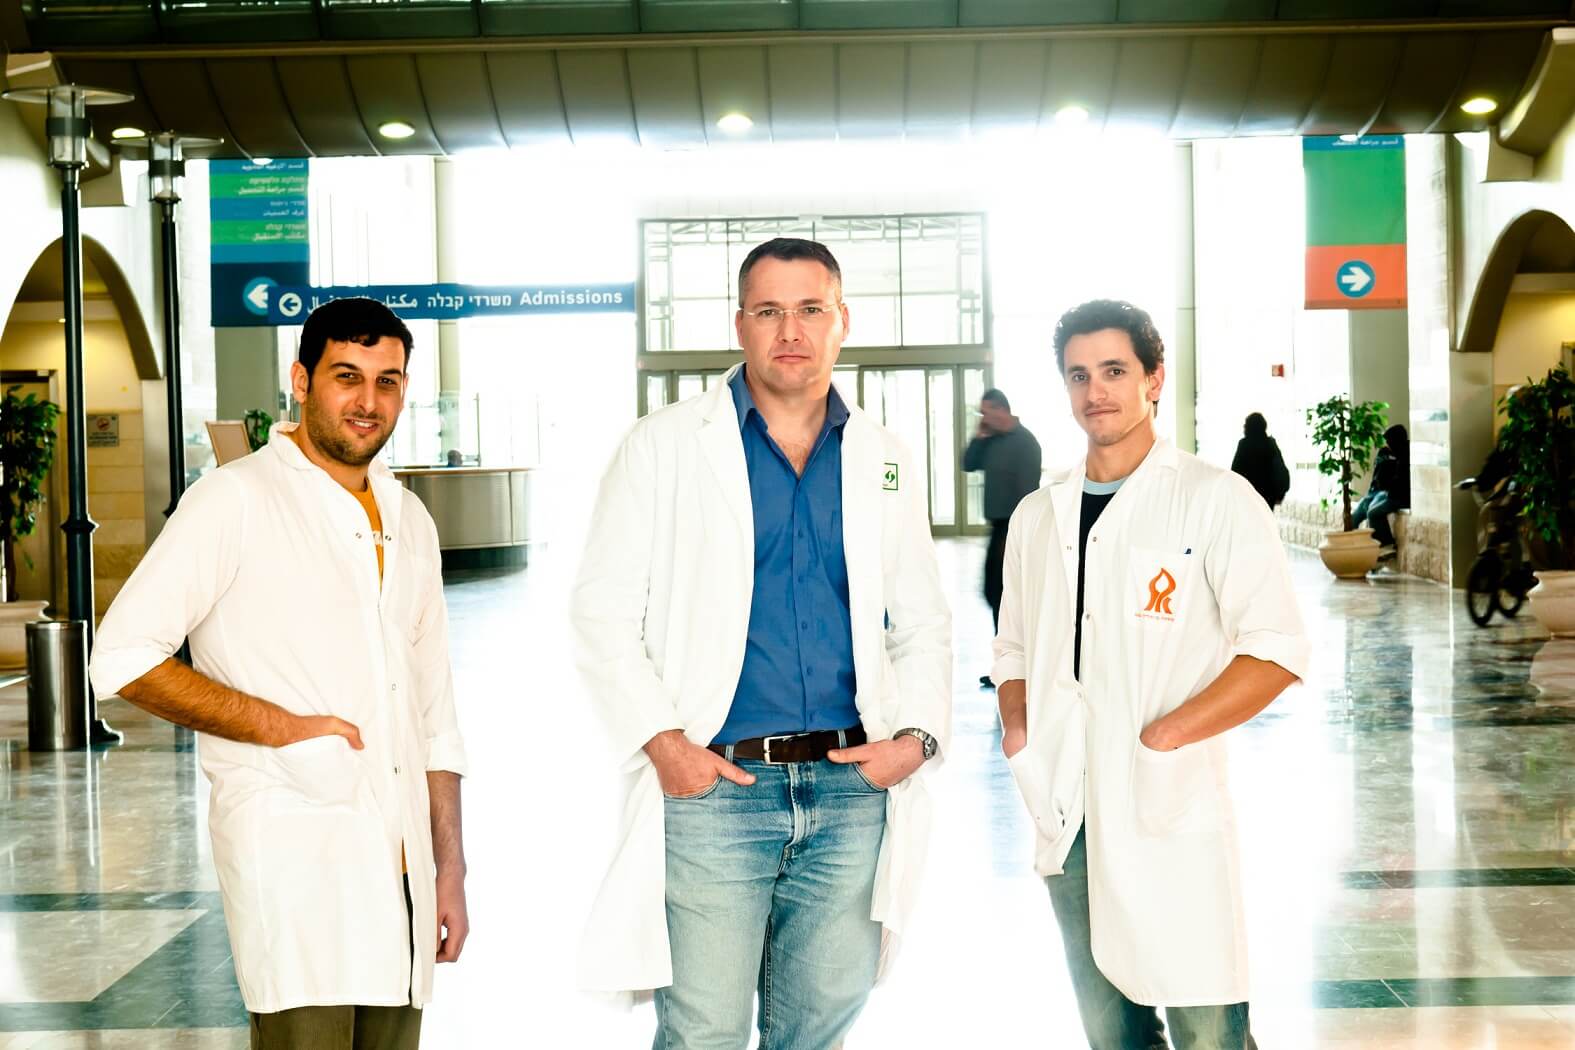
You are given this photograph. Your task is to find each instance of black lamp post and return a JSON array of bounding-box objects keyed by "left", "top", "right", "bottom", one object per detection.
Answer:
[
  {"left": 119, "top": 132, "right": 221, "bottom": 516},
  {"left": 2, "top": 83, "right": 132, "bottom": 746}
]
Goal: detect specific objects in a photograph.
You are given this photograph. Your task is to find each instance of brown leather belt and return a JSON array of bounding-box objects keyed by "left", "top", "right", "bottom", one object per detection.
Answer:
[{"left": 708, "top": 726, "right": 866, "bottom": 765}]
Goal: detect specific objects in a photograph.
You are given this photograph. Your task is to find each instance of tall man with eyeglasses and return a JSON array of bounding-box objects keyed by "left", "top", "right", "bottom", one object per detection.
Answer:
[{"left": 573, "top": 237, "right": 952, "bottom": 1048}]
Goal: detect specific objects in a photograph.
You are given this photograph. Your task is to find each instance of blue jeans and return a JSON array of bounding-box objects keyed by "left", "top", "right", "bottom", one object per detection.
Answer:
[
  {"left": 1352, "top": 490, "right": 1398, "bottom": 546},
  {"left": 1045, "top": 827, "right": 1256, "bottom": 1050},
  {"left": 655, "top": 757, "right": 887, "bottom": 1050}
]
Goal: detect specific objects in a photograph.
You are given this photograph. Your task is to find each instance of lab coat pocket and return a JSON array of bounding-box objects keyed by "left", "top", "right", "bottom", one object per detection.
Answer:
[
  {"left": 1127, "top": 545, "right": 1195, "bottom": 627},
  {"left": 1007, "top": 748, "right": 1066, "bottom": 843},
  {"left": 270, "top": 735, "right": 366, "bottom": 810},
  {"left": 1131, "top": 741, "right": 1216, "bottom": 836}
]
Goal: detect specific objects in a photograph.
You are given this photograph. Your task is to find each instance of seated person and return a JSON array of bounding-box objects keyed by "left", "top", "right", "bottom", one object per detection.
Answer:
[{"left": 1353, "top": 424, "right": 1410, "bottom": 555}]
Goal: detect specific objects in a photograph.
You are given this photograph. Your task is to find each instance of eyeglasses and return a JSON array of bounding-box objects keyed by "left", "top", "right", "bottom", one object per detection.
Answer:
[{"left": 741, "top": 303, "right": 843, "bottom": 326}]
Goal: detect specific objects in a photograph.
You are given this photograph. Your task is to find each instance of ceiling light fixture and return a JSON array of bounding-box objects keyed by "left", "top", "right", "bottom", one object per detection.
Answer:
[
  {"left": 716, "top": 112, "right": 754, "bottom": 134},
  {"left": 1056, "top": 104, "right": 1090, "bottom": 125},
  {"left": 378, "top": 121, "right": 416, "bottom": 140},
  {"left": 1460, "top": 96, "right": 1498, "bottom": 116},
  {"left": 111, "top": 126, "right": 145, "bottom": 140},
  {"left": 251, "top": 157, "right": 274, "bottom": 166},
  {"left": 1339, "top": 134, "right": 1360, "bottom": 143}
]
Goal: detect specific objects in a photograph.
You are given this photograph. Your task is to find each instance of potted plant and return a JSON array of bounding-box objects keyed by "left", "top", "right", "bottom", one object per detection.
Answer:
[
  {"left": 1306, "top": 394, "right": 1390, "bottom": 578},
  {"left": 243, "top": 408, "right": 274, "bottom": 453},
  {"left": 1496, "top": 366, "right": 1575, "bottom": 636},
  {"left": 0, "top": 386, "right": 59, "bottom": 667}
]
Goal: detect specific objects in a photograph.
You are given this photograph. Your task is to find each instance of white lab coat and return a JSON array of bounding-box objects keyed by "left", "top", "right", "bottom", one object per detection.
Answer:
[
  {"left": 90, "top": 424, "right": 469, "bottom": 1014},
  {"left": 570, "top": 365, "right": 952, "bottom": 997},
  {"left": 992, "top": 440, "right": 1308, "bottom": 1007}
]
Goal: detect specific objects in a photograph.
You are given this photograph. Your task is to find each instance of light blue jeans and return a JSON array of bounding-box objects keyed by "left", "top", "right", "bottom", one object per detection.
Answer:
[
  {"left": 1046, "top": 826, "right": 1257, "bottom": 1050},
  {"left": 655, "top": 757, "right": 887, "bottom": 1050}
]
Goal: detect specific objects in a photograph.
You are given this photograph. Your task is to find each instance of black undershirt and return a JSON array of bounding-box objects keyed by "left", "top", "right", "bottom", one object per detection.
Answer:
[{"left": 1074, "top": 488, "right": 1119, "bottom": 681}]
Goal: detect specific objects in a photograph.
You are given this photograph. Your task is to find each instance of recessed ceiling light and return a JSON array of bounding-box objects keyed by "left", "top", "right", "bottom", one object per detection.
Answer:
[
  {"left": 378, "top": 121, "right": 416, "bottom": 140},
  {"left": 1339, "top": 134, "right": 1360, "bottom": 143},
  {"left": 251, "top": 157, "right": 274, "bottom": 166},
  {"left": 57, "top": 317, "right": 66, "bottom": 324},
  {"left": 111, "top": 126, "right": 145, "bottom": 140},
  {"left": 1055, "top": 105, "right": 1090, "bottom": 125},
  {"left": 716, "top": 112, "right": 754, "bottom": 134},
  {"left": 1460, "top": 96, "right": 1498, "bottom": 116}
]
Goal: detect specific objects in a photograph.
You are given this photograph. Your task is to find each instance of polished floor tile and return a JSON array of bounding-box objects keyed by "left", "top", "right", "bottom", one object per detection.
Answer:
[
  {"left": 0, "top": 912, "right": 201, "bottom": 1003},
  {"left": 1, "top": 538, "right": 1573, "bottom": 1046},
  {"left": 0, "top": 1030, "right": 246, "bottom": 1049}
]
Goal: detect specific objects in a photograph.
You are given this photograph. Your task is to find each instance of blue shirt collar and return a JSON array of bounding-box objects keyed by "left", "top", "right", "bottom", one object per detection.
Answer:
[{"left": 729, "top": 365, "right": 849, "bottom": 433}]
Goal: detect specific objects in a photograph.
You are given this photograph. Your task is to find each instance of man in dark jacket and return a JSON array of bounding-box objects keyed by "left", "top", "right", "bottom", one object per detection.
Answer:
[
  {"left": 1230, "top": 412, "right": 1291, "bottom": 509},
  {"left": 1354, "top": 424, "right": 1410, "bottom": 555},
  {"left": 964, "top": 389, "right": 1042, "bottom": 685}
]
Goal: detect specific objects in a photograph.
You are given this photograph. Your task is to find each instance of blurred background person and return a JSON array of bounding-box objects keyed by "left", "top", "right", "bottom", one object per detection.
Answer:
[{"left": 964, "top": 389, "right": 1041, "bottom": 687}]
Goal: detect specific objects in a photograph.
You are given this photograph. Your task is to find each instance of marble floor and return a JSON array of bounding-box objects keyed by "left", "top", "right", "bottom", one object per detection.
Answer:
[{"left": 1, "top": 539, "right": 1573, "bottom": 1048}]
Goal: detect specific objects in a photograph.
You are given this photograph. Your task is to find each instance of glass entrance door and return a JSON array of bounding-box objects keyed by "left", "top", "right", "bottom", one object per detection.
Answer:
[{"left": 859, "top": 364, "right": 988, "bottom": 536}]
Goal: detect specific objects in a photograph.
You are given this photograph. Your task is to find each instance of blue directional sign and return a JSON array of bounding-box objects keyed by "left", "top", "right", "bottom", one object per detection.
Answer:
[
  {"left": 265, "top": 283, "right": 637, "bottom": 325},
  {"left": 1336, "top": 259, "right": 1376, "bottom": 299},
  {"left": 210, "top": 159, "right": 311, "bottom": 327}
]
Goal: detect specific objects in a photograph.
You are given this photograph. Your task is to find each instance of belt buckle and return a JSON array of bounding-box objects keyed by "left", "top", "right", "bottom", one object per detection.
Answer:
[{"left": 761, "top": 734, "right": 793, "bottom": 764}]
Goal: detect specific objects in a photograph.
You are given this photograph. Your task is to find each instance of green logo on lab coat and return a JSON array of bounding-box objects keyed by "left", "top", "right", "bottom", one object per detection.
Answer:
[{"left": 883, "top": 463, "right": 899, "bottom": 491}]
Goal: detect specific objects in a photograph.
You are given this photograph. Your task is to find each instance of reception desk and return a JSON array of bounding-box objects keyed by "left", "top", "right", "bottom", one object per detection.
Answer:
[{"left": 394, "top": 466, "right": 535, "bottom": 568}]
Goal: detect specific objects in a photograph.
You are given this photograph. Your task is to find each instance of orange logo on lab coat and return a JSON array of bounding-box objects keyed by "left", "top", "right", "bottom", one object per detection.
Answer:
[{"left": 1140, "top": 567, "right": 1177, "bottom": 620}]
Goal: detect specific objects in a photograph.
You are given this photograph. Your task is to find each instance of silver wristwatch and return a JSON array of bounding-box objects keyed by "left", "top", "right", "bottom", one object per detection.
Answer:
[{"left": 894, "top": 727, "right": 938, "bottom": 760}]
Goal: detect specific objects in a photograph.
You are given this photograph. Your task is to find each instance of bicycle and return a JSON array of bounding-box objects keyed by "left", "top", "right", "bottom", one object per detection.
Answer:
[{"left": 1458, "top": 475, "right": 1535, "bottom": 627}]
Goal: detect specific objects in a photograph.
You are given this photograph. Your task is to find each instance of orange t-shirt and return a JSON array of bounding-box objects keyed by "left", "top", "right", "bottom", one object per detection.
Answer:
[
  {"left": 352, "top": 484, "right": 384, "bottom": 584},
  {"left": 352, "top": 482, "right": 403, "bottom": 872}
]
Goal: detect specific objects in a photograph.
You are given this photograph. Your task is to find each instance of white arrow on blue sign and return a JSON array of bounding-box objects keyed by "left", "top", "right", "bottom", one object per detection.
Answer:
[{"left": 1338, "top": 260, "right": 1376, "bottom": 298}]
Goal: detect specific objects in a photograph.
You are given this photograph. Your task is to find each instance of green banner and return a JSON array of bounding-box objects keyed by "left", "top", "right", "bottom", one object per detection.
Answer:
[{"left": 1303, "top": 136, "right": 1406, "bottom": 247}]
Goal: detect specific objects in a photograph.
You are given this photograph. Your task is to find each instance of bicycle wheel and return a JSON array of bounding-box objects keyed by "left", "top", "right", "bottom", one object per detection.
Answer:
[
  {"left": 1466, "top": 554, "right": 1501, "bottom": 627},
  {"left": 1496, "top": 565, "right": 1532, "bottom": 619}
]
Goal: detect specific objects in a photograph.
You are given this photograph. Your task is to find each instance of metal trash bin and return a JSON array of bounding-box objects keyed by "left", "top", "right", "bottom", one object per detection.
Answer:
[{"left": 26, "top": 620, "right": 89, "bottom": 751}]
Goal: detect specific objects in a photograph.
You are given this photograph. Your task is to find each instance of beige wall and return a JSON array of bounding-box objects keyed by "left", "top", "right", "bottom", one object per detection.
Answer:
[
  {"left": 1442, "top": 110, "right": 1575, "bottom": 582},
  {"left": 1493, "top": 292, "right": 1575, "bottom": 398},
  {"left": 0, "top": 319, "right": 150, "bottom": 615}
]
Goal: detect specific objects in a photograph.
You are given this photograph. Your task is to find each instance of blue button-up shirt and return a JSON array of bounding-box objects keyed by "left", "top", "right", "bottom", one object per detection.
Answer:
[{"left": 714, "top": 368, "right": 860, "bottom": 745}]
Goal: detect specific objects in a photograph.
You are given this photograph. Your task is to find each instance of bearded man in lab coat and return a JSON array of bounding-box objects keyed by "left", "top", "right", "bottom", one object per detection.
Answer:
[
  {"left": 90, "top": 297, "right": 469, "bottom": 1050},
  {"left": 993, "top": 299, "right": 1308, "bottom": 1050},
  {"left": 571, "top": 237, "right": 951, "bottom": 1049}
]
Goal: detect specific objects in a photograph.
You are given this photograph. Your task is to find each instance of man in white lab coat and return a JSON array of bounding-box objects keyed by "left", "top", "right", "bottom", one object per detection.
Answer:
[
  {"left": 572, "top": 238, "right": 951, "bottom": 1049},
  {"left": 993, "top": 299, "right": 1308, "bottom": 1049},
  {"left": 90, "top": 298, "right": 469, "bottom": 1050}
]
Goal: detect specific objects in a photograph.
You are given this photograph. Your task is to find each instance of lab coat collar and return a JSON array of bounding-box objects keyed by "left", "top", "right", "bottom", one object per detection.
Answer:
[
  {"left": 267, "top": 421, "right": 396, "bottom": 482},
  {"left": 1047, "top": 436, "right": 1180, "bottom": 495}
]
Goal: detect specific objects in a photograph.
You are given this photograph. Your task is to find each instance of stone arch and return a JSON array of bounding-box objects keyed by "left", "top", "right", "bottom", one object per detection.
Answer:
[{"left": 1457, "top": 208, "right": 1575, "bottom": 354}]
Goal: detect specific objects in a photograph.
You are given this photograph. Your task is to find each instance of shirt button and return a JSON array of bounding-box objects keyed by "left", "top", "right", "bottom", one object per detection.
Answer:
[
  {"left": 801, "top": 620, "right": 809, "bottom": 629},
  {"left": 394, "top": 764, "right": 401, "bottom": 775},
  {"left": 391, "top": 683, "right": 398, "bottom": 692}
]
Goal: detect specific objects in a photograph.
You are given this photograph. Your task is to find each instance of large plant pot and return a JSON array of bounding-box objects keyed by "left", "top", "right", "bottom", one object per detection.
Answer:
[
  {"left": 1528, "top": 571, "right": 1575, "bottom": 638},
  {"left": 1319, "top": 529, "right": 1381, "bottom": 579},
  {"left": 0, "top": 600, "right": 50, "bottom": 669}
]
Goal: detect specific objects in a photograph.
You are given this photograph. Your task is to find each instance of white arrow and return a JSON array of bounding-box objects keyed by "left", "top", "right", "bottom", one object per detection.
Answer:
[
  {"left": 1340, "top": 266, "right": 1373, "bottom": 293},
  {"left": 246, "top": 282, "right": 271, "bottom": 311}
]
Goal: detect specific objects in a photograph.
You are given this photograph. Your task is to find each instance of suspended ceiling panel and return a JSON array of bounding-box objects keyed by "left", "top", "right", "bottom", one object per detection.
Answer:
[
  {"left": 487, "top": 51, "right": 572, "bottom": 147},
  {"left": 415, "top": 53, "right": 508, "bottom": 153},
  {"left": 973, "top": 39, "right": 1048, "bottom": 128},
  {"left": 12, "top": 0, "right": 1572, "bottom": 47},
  {"left": 6, "top": 21, "right": 1561, "bottom": 156},
  {"left": 207, "top": 57, "right": 314, "bottom": 157}
]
